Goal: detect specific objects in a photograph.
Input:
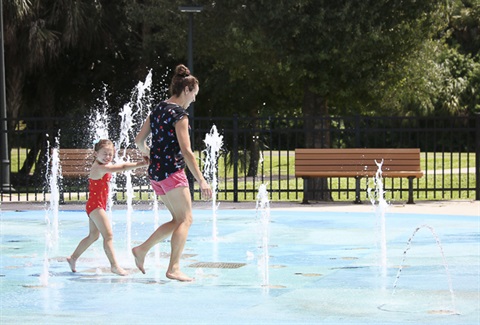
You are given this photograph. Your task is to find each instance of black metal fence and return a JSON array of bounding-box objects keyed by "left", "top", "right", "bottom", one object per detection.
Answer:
[{"left": 1, "top": 114, "right": 478, "bottom": 203}]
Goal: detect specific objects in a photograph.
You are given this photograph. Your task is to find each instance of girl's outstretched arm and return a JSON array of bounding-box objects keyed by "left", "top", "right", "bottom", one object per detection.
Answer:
[{"left": 104, "top": 159, "right": 148, "bottom": 173}]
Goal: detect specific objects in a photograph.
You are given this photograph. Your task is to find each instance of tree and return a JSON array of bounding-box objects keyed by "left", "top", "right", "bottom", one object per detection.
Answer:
[
  {"left": 194, "top": 0, "right": 450, "bottom": 200},
  {"left": 6, "top": 0, "right": 471, "bottom": 198},
  {"left": 377, "top": 0, "right": 480, "bottom": 116},
  {"left": 447, "top": 0, "right": 480, "bottom": 115},
  {"left": 4, "top": 0, "right": 141, "bottom": 178}
]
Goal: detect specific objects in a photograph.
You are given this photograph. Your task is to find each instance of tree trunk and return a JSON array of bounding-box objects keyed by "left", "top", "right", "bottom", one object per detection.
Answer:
[
  {"left": 35, "top": 75, "right": 57, "bottom": 180},
  {"left": 302, "top": 86, "right": 332, "bottom": 201},
  {"left": 6, "top": 67, "right": 23, "bottom": 131},
  {"left": 18, "top": 133, "right": 42, "bottom": 175},
  {"left": 247, "top": 119, "right": 260, "bottom": 177},
  {"left": 21, "top": 74, "right": 57, "bottom": 180}
]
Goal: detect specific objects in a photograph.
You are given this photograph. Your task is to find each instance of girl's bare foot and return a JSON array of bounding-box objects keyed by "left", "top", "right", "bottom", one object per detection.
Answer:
[
  {"left": 66, "top": 256, "right": 77, "bottom": 272},
  {"left": 111, "top": 265, "right": 128, "bottom": 276},
  {"left": 166, "top": 270, "right": 194, "bottom": 282},
  {"left": 132, "top": 246, "right": 146, "bottom": 274}
]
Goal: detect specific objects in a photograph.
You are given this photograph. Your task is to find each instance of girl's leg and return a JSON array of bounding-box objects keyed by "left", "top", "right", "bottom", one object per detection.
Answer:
[
  {"left": 67, "top": 217, "right": 100, "bottom": 272},
  {"left": 89, "top": 208, "right": 127, "bottom": 276}
]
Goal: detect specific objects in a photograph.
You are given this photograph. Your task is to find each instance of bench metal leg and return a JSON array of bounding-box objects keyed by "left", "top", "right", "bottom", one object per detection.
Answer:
[
  {"left": 407, "top": 177, "right": 415, "bottom": 204},
  {"left": 59, "top": 180, "right": 65, "bottom": 204},
  {"left": 354, "top": 177, "right": 362, "bottom": 204},
  {"left": 302, "top": 177, "right": 310, "bottom": 204}
]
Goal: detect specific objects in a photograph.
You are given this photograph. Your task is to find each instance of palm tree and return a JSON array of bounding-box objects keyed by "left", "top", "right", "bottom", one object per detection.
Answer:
[{"left": 4, "top": 0, "right": 114, "bottom": 178}]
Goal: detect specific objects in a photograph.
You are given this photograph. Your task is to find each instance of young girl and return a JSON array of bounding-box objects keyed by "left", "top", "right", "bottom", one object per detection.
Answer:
[{"left": 67, "top": 139, "right": 148, "bottom": 276}]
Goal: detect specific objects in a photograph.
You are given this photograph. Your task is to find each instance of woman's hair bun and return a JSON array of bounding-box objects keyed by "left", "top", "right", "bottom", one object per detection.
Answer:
[
  {"left": 175, "top": 64, "right": 190, "bottom": 77},
  {"left": 169, "top": 64, "right": 198, "bottom": 97}
]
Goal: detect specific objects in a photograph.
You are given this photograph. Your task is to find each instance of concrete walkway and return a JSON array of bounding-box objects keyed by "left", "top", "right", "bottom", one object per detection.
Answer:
[{"left": 2, "top": 199, "right": 479, "bottom": 216}]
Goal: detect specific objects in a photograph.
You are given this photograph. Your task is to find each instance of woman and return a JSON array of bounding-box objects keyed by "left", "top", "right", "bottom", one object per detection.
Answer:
[{"left": 132, "top": 64, "right": 212, "bottom": 281}]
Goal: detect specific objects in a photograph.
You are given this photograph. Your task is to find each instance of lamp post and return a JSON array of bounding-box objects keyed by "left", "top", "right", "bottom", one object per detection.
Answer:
[
  {"left": 179, "top": 5, "right": 203, "bottom": 145},
  {"left": 179, "top": 5, "right": 203, "bottom": 198},
  {"left": 0, "top": 0, "right": 11, "bottom": 193}
]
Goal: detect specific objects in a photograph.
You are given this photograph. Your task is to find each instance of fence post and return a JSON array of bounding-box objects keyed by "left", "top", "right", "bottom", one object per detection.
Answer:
[
  {"left": 355, "top": 114, "right": 361, "bottom": 147},
  {"left": 476, "top": 113, "right": 480, "bottom": 200},
  {"left": 0, "top": 1, "right": 11, "bottom": 193},
  {"left": 233, "top": 114, "right": 239, "bottom": 202}
]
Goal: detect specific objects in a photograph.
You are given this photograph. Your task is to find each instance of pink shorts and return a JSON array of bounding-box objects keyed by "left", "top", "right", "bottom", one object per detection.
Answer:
[{"left": 150, "top": 170, "right": 189, "bottom": 196}]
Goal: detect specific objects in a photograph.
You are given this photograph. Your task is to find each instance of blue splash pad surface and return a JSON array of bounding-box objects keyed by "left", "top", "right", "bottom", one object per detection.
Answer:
[{"left": 1, "top": 208, "right": 479, "bottom": 324}]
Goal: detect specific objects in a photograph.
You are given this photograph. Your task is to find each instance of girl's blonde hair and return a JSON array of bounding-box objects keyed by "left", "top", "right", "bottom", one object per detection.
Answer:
[
  {"left": 92, "top": 139, "right": 114, "bottom": 163},
  {"left": 93, "top": 139, "right": 114, "bottom": 152}
]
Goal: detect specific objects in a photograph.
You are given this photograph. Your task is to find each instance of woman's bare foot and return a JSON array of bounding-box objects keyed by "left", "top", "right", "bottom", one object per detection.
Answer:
[
  {"left": 66, "top": 256, "right": 77, "bottom": 272},
  {"left": 111, "top": 265, "right": 128, "bottom": 276},
  {"left": 166, "top": 270, "right": 194, "bottom": 282},
  {"left": 132, "top": 246, "right": 146, "bottom": 274}
]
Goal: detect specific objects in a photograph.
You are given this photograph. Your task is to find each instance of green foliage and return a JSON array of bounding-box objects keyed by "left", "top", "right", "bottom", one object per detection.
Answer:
[
  {"left": 378, "top": 40, "right": 480, "bottom": 116},
  {"left": 194, "top": 0, "right": 452, "bottom": 118},
  {"left": 5, "top": 0, "right": 480, "bottom": 123},
  {"left": 449, "top": 0, "right": 480, "bottom": 56}
]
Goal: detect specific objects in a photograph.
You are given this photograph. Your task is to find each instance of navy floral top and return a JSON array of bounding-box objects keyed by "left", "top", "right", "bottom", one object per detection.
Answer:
[{"left": 148, "top": 102, "right": 188, "bottom": 181}]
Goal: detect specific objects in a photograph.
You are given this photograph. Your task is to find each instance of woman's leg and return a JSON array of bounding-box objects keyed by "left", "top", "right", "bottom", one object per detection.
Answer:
[
  {"left": 162, "top": 186, "right": 193, "bottom": 281},
  {"left": 132, "top": 186, "right": 193, "bottom": 281},
  {"left": 131, "top": 201, "right": 179, "bottom": 274},
  {"left": 88, "top": 208, "right": 127, "bottom": 276},
  {"left": 67, "top": 217, "right": 100, "bottom": 272}
]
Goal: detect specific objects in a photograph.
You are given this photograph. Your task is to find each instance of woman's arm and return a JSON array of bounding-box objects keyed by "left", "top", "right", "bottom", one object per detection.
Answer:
[
  {"left": 135, "top": 116, "right": 151, "bottom": 156},
  {"left": 175, "top": 118, "right": 212, "bottom": 199}
]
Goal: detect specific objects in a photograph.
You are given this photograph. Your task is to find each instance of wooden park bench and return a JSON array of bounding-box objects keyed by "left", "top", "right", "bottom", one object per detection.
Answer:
[{"left": 295, "top": 148, "right": 423, "bottom": 204}]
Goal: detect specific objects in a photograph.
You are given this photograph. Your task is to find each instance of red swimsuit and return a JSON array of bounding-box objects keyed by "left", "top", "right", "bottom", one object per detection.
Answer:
[{"left": 86, "top": 173, "right": 111, "bottom": 215}]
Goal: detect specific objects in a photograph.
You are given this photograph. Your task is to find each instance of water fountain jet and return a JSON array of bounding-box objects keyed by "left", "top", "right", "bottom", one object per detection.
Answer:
[
  {"left": 367, "top": 159, "right": 388, "bottom": 280},
  {"left": 256, "top": 183, "right": 270, "bottom": 288},
  {"left": 392, "top": 224, "right": 457, "bottom": 314},
  {"left": 40, "top": 136, "right": 61, "bottom": 286},
  {"left": 203, "top": 124, "right": 223, "bottom": 241}
]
